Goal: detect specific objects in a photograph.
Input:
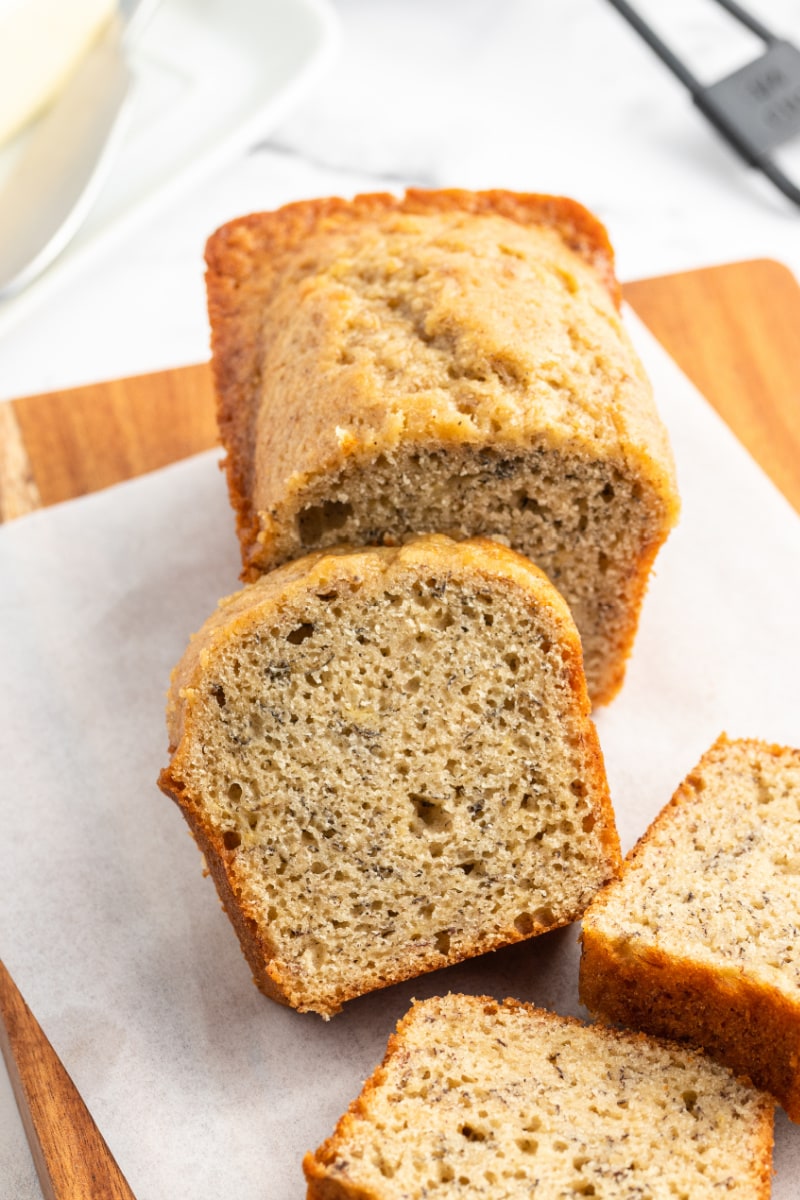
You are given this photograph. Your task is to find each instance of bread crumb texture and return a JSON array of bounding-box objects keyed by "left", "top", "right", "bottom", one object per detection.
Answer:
[
  {"left": 206, "top": 189, "right": 679, "bottom": 704},
  {"left": 159, "top": 536, "right": 619, "bottom": 1016},
  {"left": 303, "top": 993, "right": 774, "bottom": 1199},
  {"left": 581, "top": 733, "right": 800, "bottom": 1120}
]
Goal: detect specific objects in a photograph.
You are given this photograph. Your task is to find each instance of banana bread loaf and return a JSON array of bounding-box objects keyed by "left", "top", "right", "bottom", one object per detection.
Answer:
[
  {"left": 159, "top": 535, "right": 620, "bottom": 1017},
  {"left": 580, "top": 734, "right": 800, "bottom": 1120},
  {"left": 304, "top": 993, "right": 774, "bottom": 1198},
  {"left": 206, "top": 188, "right": 680, "bottom": 704}
]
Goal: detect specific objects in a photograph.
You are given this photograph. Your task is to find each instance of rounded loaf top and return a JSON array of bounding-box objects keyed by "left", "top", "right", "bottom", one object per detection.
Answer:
[{"left": 207, "top": 189, "right": 674, "bottom": 506}]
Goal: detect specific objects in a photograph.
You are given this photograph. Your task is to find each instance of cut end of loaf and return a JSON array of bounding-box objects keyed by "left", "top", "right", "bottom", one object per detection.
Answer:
[
  {"left": 304, "top": 993, "right": 774, "bottom": 1199},
  {"left": 249, "top": 442, "right": 676, "bottom": 705},
  {"left": 580, "top": 733, "right": 800, "bottom": 1120},
  {"left": 161, "top": 535, "right": 620, "bottom": 1016}
]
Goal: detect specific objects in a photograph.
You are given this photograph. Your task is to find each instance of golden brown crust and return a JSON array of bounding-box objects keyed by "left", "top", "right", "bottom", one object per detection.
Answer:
[
  {"left": 158, "top": 765, "right": 294, "bottom": 1009},
  {"left": 205, "top": 188, "right": 625, "bottom": 574},
  {"left": 581, "top": 524, "right": 668, "bottom": 708},
  {"left": 581, "top": 923, "right": 800, "bottom": 1122},
  {"left": 580, "top": 732, "right": 800, "bottom": 1122},
  {"left": 206, "top": 187, "right": 620, "bottom": 301},
  {"left": 160, "top": 535, "right": 620, "bottom": 1017},
  {"left": 303, "top": 1008, "right": 421, "bottom": 1199}
]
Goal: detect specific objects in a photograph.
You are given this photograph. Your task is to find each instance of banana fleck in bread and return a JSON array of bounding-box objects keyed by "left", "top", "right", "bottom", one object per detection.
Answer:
[
  {"left": 206, "top": 188, "right": 680, "bottom": 705},
  {"left": 303, "top": 993, "right": 774, "bottom": 1199},
  {"left": 159, "top": 535, "right": 620, "bottom": 1017},
  {"left": 581, "top": 734, "right": 800, "bottom": 1120}
]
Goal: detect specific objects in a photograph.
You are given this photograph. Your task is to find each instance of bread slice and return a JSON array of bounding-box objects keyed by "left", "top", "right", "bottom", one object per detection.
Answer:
[
  {"left": 303, "top": 993, "right": 774, "bottom": 1199},
  {"left": 159, "top": 535, "right": 620, "bottom": 1017},
  {"left": 205, "top": 188, "right": 679, "bottom": 705},
  {"left": 580, "top": 734, "right": 800, "bottom": 1120}
]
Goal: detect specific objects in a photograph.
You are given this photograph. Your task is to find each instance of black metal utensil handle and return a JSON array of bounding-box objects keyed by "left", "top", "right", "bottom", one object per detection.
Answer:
[{"left": 605, "top": 0, "right": 800, "bottom": 207}]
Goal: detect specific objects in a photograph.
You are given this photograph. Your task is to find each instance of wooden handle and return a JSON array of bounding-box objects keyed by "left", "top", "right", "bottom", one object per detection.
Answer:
[{"left": 0, "top": 959, "right": 137, "bottom": 1200}]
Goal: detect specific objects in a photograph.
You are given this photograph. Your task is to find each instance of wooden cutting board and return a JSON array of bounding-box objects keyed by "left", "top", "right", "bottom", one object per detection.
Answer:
[{"left": 1, "top": 258, "right": 798, "bottom": 523}]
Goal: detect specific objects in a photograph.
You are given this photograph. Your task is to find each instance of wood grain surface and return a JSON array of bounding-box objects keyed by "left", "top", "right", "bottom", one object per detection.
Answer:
[
  {"left": 624, "top": 259, "right": 800, "bottom": 516},
  {"left": 0, "top": 960, "right": 137, "bottom": 1200},
  {"left": 0, "top": 259, "right": 798, "bottom": 522}
]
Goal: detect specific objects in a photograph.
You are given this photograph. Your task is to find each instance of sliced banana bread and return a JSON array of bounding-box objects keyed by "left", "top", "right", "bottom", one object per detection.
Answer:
[
  {"left": 206, "top": 188, "right": 679, "bottom": 704},
  {"left": 581, "top": 734, "right": 800, "bottom": 1120},
  {"left": 159, "top": 535, "right": 620, "bottom": 1017},
  {"left": 304, "top": 993, "right": 774, "bottom": 1199}
]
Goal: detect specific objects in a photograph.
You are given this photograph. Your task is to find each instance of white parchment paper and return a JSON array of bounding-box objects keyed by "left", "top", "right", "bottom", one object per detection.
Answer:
[{"left": 1, "top": 315, "right": 798, "bottom": 1197}]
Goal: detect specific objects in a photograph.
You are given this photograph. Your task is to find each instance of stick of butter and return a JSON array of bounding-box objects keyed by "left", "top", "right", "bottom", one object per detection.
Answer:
[{"left": 0, "top": 0, "right": 116, "bottom": 148}]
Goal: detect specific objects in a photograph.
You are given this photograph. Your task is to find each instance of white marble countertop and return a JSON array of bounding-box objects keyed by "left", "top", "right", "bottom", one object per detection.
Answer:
[{"left": 1, "top": 0, "right": 799, "bottom": 405}]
